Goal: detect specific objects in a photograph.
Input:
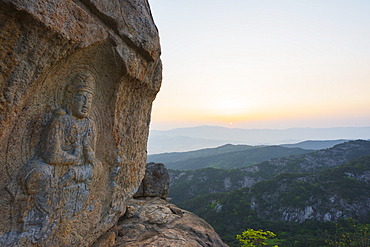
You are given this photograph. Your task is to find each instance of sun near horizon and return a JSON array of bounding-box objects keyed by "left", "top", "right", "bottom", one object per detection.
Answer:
[{"left": 148, "top": 0, "right": 370, "bottom": 131}]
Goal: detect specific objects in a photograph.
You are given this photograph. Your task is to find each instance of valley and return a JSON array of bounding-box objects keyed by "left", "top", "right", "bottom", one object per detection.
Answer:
[{"left": 149, "top": 140, "right": 370, "bottom": 246}]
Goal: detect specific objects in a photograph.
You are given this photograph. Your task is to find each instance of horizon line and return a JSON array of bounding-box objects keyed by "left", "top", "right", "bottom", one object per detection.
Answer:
[{"left": 150, "top": 124, "right": 370, "bottom": 132}]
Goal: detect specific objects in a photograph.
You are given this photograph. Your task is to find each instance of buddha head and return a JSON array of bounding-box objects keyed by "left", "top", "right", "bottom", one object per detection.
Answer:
[{"left": 65, "top": 71, "right": 95, "bottom": 119}]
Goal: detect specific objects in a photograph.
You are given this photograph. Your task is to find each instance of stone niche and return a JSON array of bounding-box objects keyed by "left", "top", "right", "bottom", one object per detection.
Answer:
[{"left": 0, "top": 0, "right": 161, "bottom": 246}]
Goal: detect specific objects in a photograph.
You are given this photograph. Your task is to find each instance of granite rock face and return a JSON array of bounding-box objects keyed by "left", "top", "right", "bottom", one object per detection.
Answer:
[
  {"left": 134, "top": 162, "right": 170, "bottom": 199},
  {"left": 111, "top": 163, "right": 228, "bottom": 247},
  {"left": 0, "top": 0, "right": 161, "bottom": 246},
  {"left": 115, "top": 197, "right": 229, "bottom": 247}
]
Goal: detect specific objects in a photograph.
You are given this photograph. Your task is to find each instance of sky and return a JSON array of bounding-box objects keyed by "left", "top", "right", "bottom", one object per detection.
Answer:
[{"left": 147, "top": 0, "right": 370, "bottom": 130}]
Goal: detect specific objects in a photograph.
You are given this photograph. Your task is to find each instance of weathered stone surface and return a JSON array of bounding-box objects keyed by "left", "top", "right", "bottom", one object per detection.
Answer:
[
  {"left": 115, "top": 197, "right": 229, "bottom": 247},
  {"left": 134, "top": 162, "right": 170, "bottom": 199},
  {"left": 91, "top": 231, "right": 117, "bottom": 247},
  {"left": 0, "top": 0, "right": 161, "bottom": 246}
]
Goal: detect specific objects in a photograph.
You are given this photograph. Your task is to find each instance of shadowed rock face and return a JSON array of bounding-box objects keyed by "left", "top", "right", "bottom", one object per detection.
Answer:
[
  {"left": 134, "top": 162, "right": 170, "bottom": 199},
  {"left": 0, "top": 0, "right": 161, "bottom": 246}
]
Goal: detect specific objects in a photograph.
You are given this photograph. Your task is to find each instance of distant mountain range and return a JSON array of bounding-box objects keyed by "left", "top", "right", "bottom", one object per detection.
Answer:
[
  {"left": 168, "top": 140, "right": 370, "bottom": 204},
  {"left": 148, "top": 144, "right": 313, "bottom": 170},
  {"left": 148, "top": 126, "right": 370, "bottom": 154},
  {"left": 280, "top": 139, "right": 350, "bottom": 150},
  {"left": 147, "top": 140, "right": 355, "bottom": 170}
]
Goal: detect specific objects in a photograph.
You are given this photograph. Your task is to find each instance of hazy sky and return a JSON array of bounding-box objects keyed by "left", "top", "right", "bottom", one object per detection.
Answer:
[{"left": 148, "top": 0, "right": 370, "bottom": 130}]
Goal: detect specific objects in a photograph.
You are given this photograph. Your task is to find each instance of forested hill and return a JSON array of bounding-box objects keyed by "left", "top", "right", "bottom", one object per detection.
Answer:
[
  {"left": 163, "top": 145, "right": 312, "bottom": 170},
  {"left": 147, "top": 144, "right": 257, "bottom": 164},
  {"left": 177, "top": 155, "right": 370, "bottom": 246},
  {"left": 147, "top": 140, "right": 351, "bottom": 170},
  {"left": 169, "top": 140, "right": 370, "bottom": 204},
  {"left": 280, "top": 139, "right": 348, "bottom": 150}
]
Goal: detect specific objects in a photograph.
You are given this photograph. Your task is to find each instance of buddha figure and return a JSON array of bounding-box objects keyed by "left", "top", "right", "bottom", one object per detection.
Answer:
[{"left": 19, "top": 71, "right": 100, "bottom": 242}]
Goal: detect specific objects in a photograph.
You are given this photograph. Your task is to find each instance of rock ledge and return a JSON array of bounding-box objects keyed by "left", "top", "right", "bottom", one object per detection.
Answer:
[{"left": 114, "top": 197, "right": 229, "bottom": 247}]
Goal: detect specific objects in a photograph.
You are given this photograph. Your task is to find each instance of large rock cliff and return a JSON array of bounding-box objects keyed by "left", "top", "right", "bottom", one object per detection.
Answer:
[{"left": 0, "top": 0, "right": 161, "bottom": 246}]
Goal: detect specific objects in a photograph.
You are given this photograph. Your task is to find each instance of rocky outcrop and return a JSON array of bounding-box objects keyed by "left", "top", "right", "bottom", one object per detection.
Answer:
[
  {"left": 0, "top": 0, "right": 161, "bottom": 246},
  {"left": 134, "top": 162, "right": 170, "bottom": 199},
  {"left": 94, "top": 162, "right": 228, "bottom": 247},
  {"left": 115, "top": 197, "right": 229, "bottom": 247},
  {"left": 253, "top": 174, "right": 370, "bottom": 223}
]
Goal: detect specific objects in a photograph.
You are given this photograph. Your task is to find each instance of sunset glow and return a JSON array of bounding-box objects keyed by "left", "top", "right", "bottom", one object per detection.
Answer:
[{"left": 148, "top": 0, "right": 370, "bottom": 130}]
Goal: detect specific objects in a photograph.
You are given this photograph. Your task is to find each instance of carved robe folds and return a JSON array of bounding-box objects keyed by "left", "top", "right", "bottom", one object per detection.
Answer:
[{"left": 19, "top": 109, "right": 99, "bottom": 242}]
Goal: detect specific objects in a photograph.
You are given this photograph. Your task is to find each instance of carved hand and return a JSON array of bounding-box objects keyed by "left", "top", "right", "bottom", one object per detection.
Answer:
[{"left": 59, "top": 169, "right": 76, "bottom": 186}]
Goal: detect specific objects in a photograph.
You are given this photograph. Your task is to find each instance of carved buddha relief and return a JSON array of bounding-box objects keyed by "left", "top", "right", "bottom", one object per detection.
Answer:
[{"left": 18, "top": 71, "right": 101, "bottom": 242}]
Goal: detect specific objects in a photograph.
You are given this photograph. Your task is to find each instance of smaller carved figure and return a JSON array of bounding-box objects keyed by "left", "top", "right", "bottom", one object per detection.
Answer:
[{"left": 18, "top": 71, "right": 100, "bottom": 243}]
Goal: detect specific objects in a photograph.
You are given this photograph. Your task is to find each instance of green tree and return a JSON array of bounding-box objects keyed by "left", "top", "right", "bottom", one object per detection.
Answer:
[
  {"left": 325, "top": 219, "right": 370, "bottom": 247},
  {"left": 236, "top": 228, "right": 279, "bottom": 247}
]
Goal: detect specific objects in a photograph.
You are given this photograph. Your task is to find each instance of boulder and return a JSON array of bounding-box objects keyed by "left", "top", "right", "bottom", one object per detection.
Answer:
[
  {"left": 114, "top": 197, "right": 229, "bottom": 247},
  {"left": 134, "top": 162, "right": 170, "bottom": 199},
  {"left": 0, "top": 0, "right": 161, "bottom": 246},
  {"left": 113, "top": 163, "right": 228, "bottom": 246}
]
